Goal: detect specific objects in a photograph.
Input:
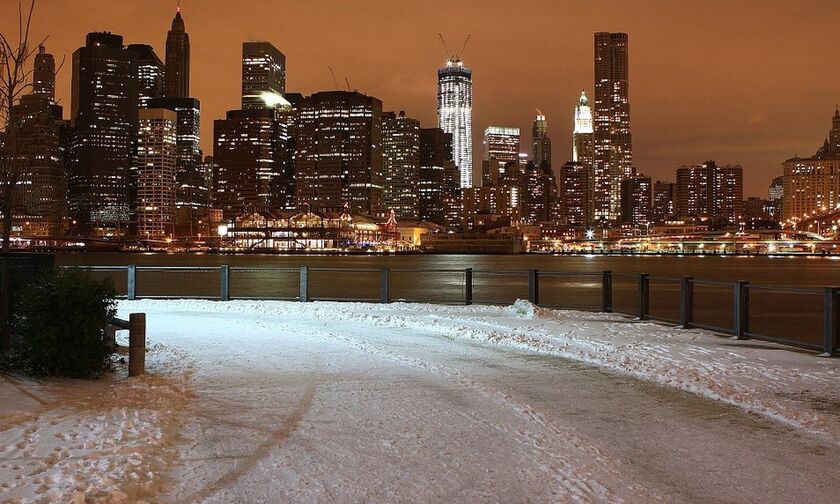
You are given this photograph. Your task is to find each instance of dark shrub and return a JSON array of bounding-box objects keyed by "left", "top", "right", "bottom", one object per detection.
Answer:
[{"left": 5, "top": 268, "right": 116, "bottom": 377}]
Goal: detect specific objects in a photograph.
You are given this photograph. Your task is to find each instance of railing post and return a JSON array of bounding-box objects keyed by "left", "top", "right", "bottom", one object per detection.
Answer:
[
  {"left": 219, "top": 265, "right": 230, "bottom": 301},
  {"left": 299, "top": 266, "right": 309, "bottom": 302},
  {"left": 464, "top": 268, "right": 473, "bottom": 305},
  {"left": 528, "top": 269, "right": 540, "bottom": 305},
  {"left": 823, "top": 287, "right": 839, "bottom": 356},
  {"left": 637, "top": 273, "right": 650, "bottom": 320},
  {"left": 734, "top": 280, "right": 749, "bottom": 339},
  {"left": 380, "top": 267, "right": 390, "bottom": 303},
  {"left": 679, "top": 276, "right": 694, "bottom": 327},
  {"left": 128, "top": 313, "right": 146, "bottom": 377},
  {"left": 601, "top": 271, "right": 613, "bottom": 313},
  {"left": 127, "top": 265, "right": 136, "bottom": 301}
]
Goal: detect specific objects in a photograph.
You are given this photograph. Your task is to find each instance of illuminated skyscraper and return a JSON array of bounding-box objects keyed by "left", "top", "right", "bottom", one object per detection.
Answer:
[
  {"left": 242, "top": 42, "right": 287, "bottom": 110},
  {"left": 418, "top": 128, "right": 457, "bottom": 225},
  {"left": 482, "top": 126, "right": 520, "bottom": 185},
  {"left": 213, "top": 108, "right": 291, "bottom": 219},
  {"left": 69, "top": 32, "right": 138, "bottom": 233},
  {"left": 382, "top": 111, "right": 421, "bottom": 219},
  {"left": 532, "top": 112, "right": 551, "bottom": 169},
  {"left": 437, "top": 58, "right": 472, "bottom": 188},
  {"left": 294, "top": 91, "right": 382, "bottom": 214},
  {"left": 128, "top": 44, "right": 164, "bottom": 108},
  {"left": 594, "top": 32, "right": 632, "bottom": 223},
  {"left": 676, "top": 161, "right": 743, "bottom": 224},
  {"left": 136, "top": 108, "right": 178, "bottom": 238},
  {"left": 165, "top": 7, "right": 190, "bottom": 98}
]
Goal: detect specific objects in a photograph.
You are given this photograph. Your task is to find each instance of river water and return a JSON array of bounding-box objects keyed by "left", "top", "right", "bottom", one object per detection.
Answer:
[{"left": 56, "top": 253, "right": 840, "bottom": 349}]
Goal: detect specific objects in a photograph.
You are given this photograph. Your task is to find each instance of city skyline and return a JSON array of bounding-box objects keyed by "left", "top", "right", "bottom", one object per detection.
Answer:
[{"left": 5, "top": 0, "right": 839, "bottom": 197}]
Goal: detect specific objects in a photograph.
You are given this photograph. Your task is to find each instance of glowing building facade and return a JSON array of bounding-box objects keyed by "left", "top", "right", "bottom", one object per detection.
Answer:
[
  {"left": 136, "top": 108, "right": 178, "bottom": 238},
  {"left": 69, "top": 32, "right": 138, "bottom": 234},
  {"left": 128, "top": 44, "right": 164, "bottom": 109},
  {"left": 782, "top": 109, "right": 840, "bottom": 221},
  {"left": 294, "top": 91, "right": 383, "bottom": 214},
  {"left": 382, "top": 111, "right": 421, "bottom": 219},
  {"left": 437, "top": 58, "right": 472, "bottom": 188},
  {"left": 32, "top": 45, "right": 56, "bottom": 102},
  {"left": 594, "top": 32, "right": 632, "bottom": 223},
  {"left": 242, "top": 42, "right": 287, "bottom": 110}
]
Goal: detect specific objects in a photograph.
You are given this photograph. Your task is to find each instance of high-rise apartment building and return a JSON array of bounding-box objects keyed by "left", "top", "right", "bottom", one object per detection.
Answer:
[
  {"left": 382, "top": 111, "right": 421, "bottom": 219},
  {"left": 147, "top": 98, "right": 206, "bottom": 228},
  {"left": 213, "top": 108, "right": 291, "bottom": 219},
  {"left": 594, "top": 32, "right": 632, "bottom": 223},
  {"left": 136, "top": 108, "right": 178, "bottom": 238},
  {"left": 69, "top": 32, "right": 138, "bottom": 233},
  {"left": 164, "top": 8, "right": 190, "bottom": 98},
  {"left": 482, "top": 126, "right": 520, "bottom": 185},
  {"left": 294, "top": 91, "right": 382, "bottom": 214},
  {"left": 128, "top": 44, "right": 164, "bottom": 109},
  {"left": 532, "top": 113, "right": 551, "bottom": 169},
  {"left": 620, "top": 175, "right": 652, "bottom": 228},
  {"left": 676, "top": 160, "right": 743, "bottom": 224},
  {"left": 418, "top": 128, "right": 456, "bottom": 225},
  {"left": 242, "top": 42, "right": 287, "bottom": 110},
  {"left": 437, "top": 57, "right": 472, "bottom": 188},
  {"left": 558, "top": 161, "right": 591, "bottom": 227},
  {"left": 782, "top": 108, "right": 840, "bottom": 221},
  {"left": 523, "top": 161, "right": 556, "bottom": 223}
]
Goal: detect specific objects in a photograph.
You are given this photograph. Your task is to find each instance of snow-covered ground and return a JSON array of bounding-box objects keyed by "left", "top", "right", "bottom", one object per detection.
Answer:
[{"left": 2, "top": 299, "right": 840, "bottom": 503}]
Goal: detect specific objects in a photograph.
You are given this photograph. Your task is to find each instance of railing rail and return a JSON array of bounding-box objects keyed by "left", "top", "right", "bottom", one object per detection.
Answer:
[{"left": 62, "top": 265, "right": 840, "bottom": 357}]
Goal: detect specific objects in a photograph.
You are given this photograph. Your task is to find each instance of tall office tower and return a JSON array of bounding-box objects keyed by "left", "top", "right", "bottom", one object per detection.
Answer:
[
  {"left": 482, "top": 126, "right": 520, "bottom": 185},
  {"left": 242, "top": 42, "right": 287, "bottom": 109},
  {"left": 782, "top": 108, "right": 840, "bottom": 221},
  {"left": 381, "top": 111, "right": 421, "bottom": 219},
  {"left": 136, "top": 108, "right": 178, "bottom": 238},
  {"left": 213, "top": 109, "right": 291, "bottom": 219},
  {"left": 294, "top": 91, "right": 382, "bottom": 214},
  {"left": 676, "top": 160, "right": 743, "bottom": 224},
  {"left": 418, "top": 128, "right": 455, "bottom": 224},
  {"left": 594, "top": 32, "right": 632, "bottom": 223},
  {"left": 6, "top": 93, "right": 65, "bottom": 236},
  {"left": 651, "top": 180, "right": 676, "bottom": 224},
  {"left": 523, "top": 160, "right": 556, "bottom": 223},
  {"left": 147, "top": 98, "right": 205, "bottom": 230},
  {"left": 558, "top": 161, "right": 591, "bottom": 227},
  {"left": 620, "top": 174, "right": 652, "bottom": 228},
  {"left": 128, "top": 44, "right": 164, "bottom": 108},
  {"left": 201, "top": 155, "right": 217, "bottom": 204},
  {"left": 437, "top": 57, "right": 472, "bottom": 188},
  {"left": 532, "top": 112, "right": 551, "bottom": 169},
  {"left": 69, "top": 32, "right": 138, "bottom": 234},
  {"left": 32, "top": 45, "right": 55, "bottom": 102},
  {"left": 165, "top": 7, "right": 190, "bottom": 98},
  {"left": 769, "top": 175, "right": 784, "bottom": 202}
]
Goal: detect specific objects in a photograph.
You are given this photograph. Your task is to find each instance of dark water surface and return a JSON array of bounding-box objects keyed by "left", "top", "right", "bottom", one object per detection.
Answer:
[{"left": 57, "top": 253, "right": 840, "bottom": 348}]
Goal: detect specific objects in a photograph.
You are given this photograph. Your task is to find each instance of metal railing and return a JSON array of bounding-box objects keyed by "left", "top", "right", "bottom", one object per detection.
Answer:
[{"left": 65, "top": 265, "right": 840, "bottom": 357}]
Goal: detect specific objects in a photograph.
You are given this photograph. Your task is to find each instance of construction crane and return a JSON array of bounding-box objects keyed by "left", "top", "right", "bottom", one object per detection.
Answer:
[
  {"left": 328, "top": 66, "right": 340, "bottom": 89},
  {"left": 438, "top": 33, "right": 472, "bottom": 61}
]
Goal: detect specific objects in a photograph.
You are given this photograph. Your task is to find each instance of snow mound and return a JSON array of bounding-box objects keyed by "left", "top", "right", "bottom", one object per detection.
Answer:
[{"left": 511, "top": 299, "right": 538, "bottom": 318}]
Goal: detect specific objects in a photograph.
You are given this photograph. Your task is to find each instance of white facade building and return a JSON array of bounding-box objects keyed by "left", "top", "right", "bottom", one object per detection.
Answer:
[{"left": 437, "top": 58, "right": 472, "bottom": 189}]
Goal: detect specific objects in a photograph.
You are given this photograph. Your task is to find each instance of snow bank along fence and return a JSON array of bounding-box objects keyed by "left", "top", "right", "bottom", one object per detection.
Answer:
[
  {"left": 105, "top": 313, "right": 146, "bottom": 376},
  {"left": 66, "top": 265, "right": 840, "bottom": 356}
]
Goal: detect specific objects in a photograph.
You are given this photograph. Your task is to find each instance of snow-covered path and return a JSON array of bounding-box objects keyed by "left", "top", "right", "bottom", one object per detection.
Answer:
[{"left": 2, "top": 299, "right": 840, "bottom": 503}]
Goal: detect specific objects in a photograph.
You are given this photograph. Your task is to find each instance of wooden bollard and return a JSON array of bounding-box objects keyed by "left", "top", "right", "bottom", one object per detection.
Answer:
[{"left": 128, "top": 313, "right": 146, "bottom": 377}]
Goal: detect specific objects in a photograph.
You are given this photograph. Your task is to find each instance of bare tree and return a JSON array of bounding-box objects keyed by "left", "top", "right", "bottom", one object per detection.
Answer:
[{"left": 0, "top": 0, "right": 43, "bottom": 352}]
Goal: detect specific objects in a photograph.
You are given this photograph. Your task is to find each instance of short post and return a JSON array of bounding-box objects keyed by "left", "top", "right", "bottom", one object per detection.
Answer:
[
  {"left": 380, "top": 267, "right": 390, "bottom": 303},
  {"left": 734, "top": 280, "right": 749, "bottom": 339},
  {"left": 299, "top": 266, "right": 310, "bottom": 302},
  {"left": 637, "top": 273, "right": 650, "bottom": 320},
  {"left": 128, "top": 313, "right": 146, "bottom": 377},
  {"left": 127, "top": 265, "right": 137, "bottom": 301},
  {"left": 601, "top": 271, "right": 613, "bottom": 313},
  {"left": 823, "top": 287, "right": 839, "bottom": 356},
  {"left": 220, "top": 265, "right": 230, "bottom": 301},
  {"left": 464, "top": 268, "right": 473, "bottom": 305},
  {"left": 679, "top": 276, "right": 694, "bottom": 327},
  {"left": 528, "top": 269, "right": 540, "bottom": 305}
]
